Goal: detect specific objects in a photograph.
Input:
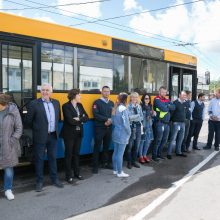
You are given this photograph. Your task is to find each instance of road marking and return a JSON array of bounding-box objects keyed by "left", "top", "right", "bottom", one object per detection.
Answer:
[{"left": 130, "top": 151, "right": 219, "bottom": 220}]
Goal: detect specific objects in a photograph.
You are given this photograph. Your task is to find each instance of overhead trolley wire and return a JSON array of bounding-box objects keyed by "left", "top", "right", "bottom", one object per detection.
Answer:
[
  {"left": 3, "top": 0, "right": 204, "bottom": 46},
  {"left": 4, "top": 0, "right": 192, "bottom": 45},
  {"left": 190, "top": 45, "right": 219, "bottom": 69},
  {"left": 181, "top": 45, "right": 219, "bottom": 72},
  {"left": 3, "top": 0, "right": 204, "bottom": 45},
  {"left": 1, "top": 0, "right": 111, "bottom": 11},
  {"left": 3, "top": 0, "right": 183, "bottom": 44},
  {"left": 71, "top": 0, "right": 205, "bottom": 26}
]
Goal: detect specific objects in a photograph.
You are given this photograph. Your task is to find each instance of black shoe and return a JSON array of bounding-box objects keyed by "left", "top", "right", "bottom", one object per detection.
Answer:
[
  {"left": 36, "top": 183, "right": 43, "bottom": 192},
  {"left": 132, "top": 162, "right": 140, "bottom": 168},
  {"left": 66, "top": 178, "right": 74, "bottom": 184},
  {"left": 127, "top": 163, "right": 132, "bottom": 169},
  {"left": 182, "top": 150, "right": 188, "bottom": 153},
  {"left": 53, "top": 180, "right": 64, "bottom": 188},
  {"left": 193, "top": 147, "right": 201, "bottom": 150},
  {"left": 157, "top": 155, "right": 166, "bottom": 160},
  {"left": 167, "top": 155, "right": 172, "bottom": 160},
  {"left": 203, "top": 146, "right": 211, "bottom": 150},
  {"left": 176, "top": 153, "right": 187, "bottom": 157},
  {"left": 92, "top": 168, "right": 98, "bottom": 174},
  {"left": 152, "top": 157, "right": 160, "bottom": 162},
  {"left": 74, "top": 175, "right": 84, "bottom": 180},
  {"left": 215, "top": 147, "right": 219, "bottom": 151}
]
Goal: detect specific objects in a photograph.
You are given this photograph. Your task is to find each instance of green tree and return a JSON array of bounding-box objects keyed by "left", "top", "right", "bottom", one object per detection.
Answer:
[{"left": 209, "top": 79, "right": 220, "bottom": 93}]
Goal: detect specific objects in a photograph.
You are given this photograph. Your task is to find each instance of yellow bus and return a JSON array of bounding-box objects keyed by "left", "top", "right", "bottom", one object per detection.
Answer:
[{"left": 0, "top": 12, "right": 197, "bottom": 161}]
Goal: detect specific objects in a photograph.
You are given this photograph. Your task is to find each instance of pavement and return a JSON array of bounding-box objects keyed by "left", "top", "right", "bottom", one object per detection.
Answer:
[
  {"left": 146, "top": 152, "right": 220, "bottom": 220},
  {"left": 0, "top": 113, "right": 217, "bottom": 220}
]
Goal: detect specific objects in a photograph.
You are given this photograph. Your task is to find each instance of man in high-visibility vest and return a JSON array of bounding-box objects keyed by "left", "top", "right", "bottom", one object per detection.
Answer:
[{"left": 152, "top": 86, "right": 175, "bottom": 162}]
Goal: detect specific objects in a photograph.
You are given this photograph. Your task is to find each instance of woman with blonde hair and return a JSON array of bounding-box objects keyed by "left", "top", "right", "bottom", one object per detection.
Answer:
[
  {"left": 127, "top": 92, "right": 143, "bottom": 169},
  {"left": 0, "top": 93, "right": 23, "bottom": 200}
]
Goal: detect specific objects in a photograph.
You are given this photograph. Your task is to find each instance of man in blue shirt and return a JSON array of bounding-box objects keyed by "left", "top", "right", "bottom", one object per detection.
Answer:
[
  {"left": 26, "top": 83, "right": 63, "bottom": 192},
  {"left": 185, "top": 93, "right": 205, "bottom": 151},
  {"left": 204, "top": 89, "right": 220, "bottom": 151}
]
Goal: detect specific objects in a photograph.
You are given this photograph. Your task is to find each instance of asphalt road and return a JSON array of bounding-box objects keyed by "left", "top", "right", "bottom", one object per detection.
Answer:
[{"left": 146, "top": 151, "right": 220, "bottom": 220}]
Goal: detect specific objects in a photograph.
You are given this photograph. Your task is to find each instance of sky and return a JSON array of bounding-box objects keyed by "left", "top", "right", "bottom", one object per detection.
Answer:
[{"left": 1, "top": 0, "right": 220, "bottom": 80}]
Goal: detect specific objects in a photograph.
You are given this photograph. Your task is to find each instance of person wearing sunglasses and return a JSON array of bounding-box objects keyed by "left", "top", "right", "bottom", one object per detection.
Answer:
[{"left": 139, "top": 94, "right": 155, "bottom": 163}]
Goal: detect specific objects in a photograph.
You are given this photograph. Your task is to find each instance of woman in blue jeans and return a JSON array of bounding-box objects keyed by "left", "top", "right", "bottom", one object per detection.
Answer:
[
  {"left": 0, "top": 94, "right": 23, "bottom": 200},
  {"left": 139, "top": 94, "right": 155, "bottom": 163},
  {"left": 112, "top": 93, "right": 131, "bottom": 178},
  {"left": 127, "top": 92, "right": 143, "bottom": 169}
]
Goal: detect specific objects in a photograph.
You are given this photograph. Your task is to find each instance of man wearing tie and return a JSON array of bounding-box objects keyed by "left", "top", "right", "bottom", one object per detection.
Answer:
[{"left": 26, "top": 83, "right": 63, "bottom": 192}]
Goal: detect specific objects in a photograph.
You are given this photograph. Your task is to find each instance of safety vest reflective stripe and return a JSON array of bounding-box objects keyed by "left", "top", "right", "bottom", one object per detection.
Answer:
[{"left": 156, "top": 108, "right": 168, "bottom": 119}]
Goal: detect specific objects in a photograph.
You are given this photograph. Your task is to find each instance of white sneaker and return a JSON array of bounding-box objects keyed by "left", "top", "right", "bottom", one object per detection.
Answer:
[
  {"left": 117, "top": 171, "right": 129, "bottom": 178},
  {"left": 5, "top": 190, "right": 15, "bottom": 200},
  {"left": 113, "top": 170, "right": 118, "bottom": 175}
]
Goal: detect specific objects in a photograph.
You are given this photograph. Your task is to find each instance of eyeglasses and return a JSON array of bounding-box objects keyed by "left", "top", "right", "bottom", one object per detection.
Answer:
[{"left": 145, "top": 98, "right": 150, "bottom": 100}]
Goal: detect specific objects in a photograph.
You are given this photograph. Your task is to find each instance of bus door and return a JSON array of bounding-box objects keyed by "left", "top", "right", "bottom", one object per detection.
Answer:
[
  {"left": 169, "top": 66, "right": 195, "bottom": 101},
  {"left": 169, "top": 66, "right": 181, "bottom": 101},
  {"left": 182, "top": 69, "right": 194, "bottom": 99},
  {"left": 1, "top": 43, "right": 34, "bottom": 114}
]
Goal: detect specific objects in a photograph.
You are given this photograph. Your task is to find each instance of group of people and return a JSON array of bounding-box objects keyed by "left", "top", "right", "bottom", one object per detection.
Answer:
[{"left": 0, "top": 83, "right": 220, "bottom": 200}]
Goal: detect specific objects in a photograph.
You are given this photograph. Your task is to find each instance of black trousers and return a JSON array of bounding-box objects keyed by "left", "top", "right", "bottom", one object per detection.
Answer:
[
  {"left": 186, "top": 119, "right": 203, "bottom": 149},
  {"left": 207, "top": 120, "right": 220, "bottom": 148},
  {"left": 93, "top": 126, "right": 112, "bottom": 169},
  {"left": 64, "top": 135, "right": 82, "bottom": 179}
]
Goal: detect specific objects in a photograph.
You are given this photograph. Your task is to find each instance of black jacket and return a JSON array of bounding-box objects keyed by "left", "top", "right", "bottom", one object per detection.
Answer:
[
  {"left": 26, "top": 98, "right": 60, "bottom": 144},
  {"left": 171, "top": 99, "right": 186, "bottom": 122},
  {"left": 92, "top": 99, "right": 114, "bottom": 127},
  {"left": 60, "top": 101, "right": 88, "bottom": 139}
]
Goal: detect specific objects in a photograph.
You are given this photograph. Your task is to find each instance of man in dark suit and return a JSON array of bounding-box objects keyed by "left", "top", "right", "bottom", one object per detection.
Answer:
[{"left": 26, "top": 83, "right": 63, "bottom": 192}]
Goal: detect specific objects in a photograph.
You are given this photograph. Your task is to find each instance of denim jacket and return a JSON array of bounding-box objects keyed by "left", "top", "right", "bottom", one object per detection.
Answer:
[
  {"left": 112, "top": 104, "right": 131, "bottom": 145},
  {"left": 127, "top": 103, "right": 143, "bottom": 125}
]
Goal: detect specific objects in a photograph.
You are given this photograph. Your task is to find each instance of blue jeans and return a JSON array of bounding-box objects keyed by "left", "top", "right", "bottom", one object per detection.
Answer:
[
  {"left": 34, "top": 133, "right": 58, "bottom": 184},
  {"left": 168, "top": 122, "right": 185, "bottom": 155},
  {"left": 127, "top": 124, "right": 141, "bottom": 163},
  {"left": 181, "top": 119, "right": 190, "bottom": 151},
  {"left": 112, "top": 142, "right": 126, "bottom": 174},
  {"left": 4, "top": 167, "right": 14, "bottom": 191},
  {"left": 139, "top": 135, "right": 151, "bottom": 157},
  {"left": 153, "top": 122, "right": 170, "bottom": 158}
]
